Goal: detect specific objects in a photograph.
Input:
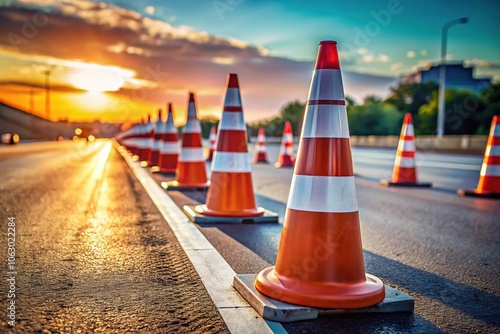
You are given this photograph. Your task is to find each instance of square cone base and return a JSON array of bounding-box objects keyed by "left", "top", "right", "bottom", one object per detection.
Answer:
[
  {"left": 380, "top": 180, "right": 432, "bottom": 188},
  {"left": 182, "top": 205, "right": 278, "bottom": 224},
  {"left": 457, "top": 188, "right": 500, "bottom": 199},
  {"left": 161, "top": 181, "right": 209, "bottom": 191},
  {"left": 233, "top": 274, "right": 414, "bottom": 323}
]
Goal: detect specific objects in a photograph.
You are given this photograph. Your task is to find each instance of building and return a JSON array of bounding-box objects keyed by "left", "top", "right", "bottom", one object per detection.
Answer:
[{"left": 402, "top": 62, "right": 491, "bottom": 93}]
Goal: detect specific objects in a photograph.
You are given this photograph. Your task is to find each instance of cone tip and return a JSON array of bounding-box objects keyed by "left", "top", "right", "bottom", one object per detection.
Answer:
[
  {"left": 315, "top": 40, "right": 340, "bottom": 70},
  {"left": 227, "top": 73, "right": 239, "bottom": 88},
  {"left": 188, "top": 92, "right": 195, "bottom": 102},
  {"left": 403, "top": 113, "right": 413, "bottom": 124}
]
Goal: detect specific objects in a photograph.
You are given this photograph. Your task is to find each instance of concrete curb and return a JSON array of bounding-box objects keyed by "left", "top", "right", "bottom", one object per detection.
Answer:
[{"left": 116, "top": 145, "right": 286, "bottom": 334}]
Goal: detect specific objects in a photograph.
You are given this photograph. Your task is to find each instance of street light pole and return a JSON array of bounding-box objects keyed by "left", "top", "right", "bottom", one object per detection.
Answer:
[{"left": 437, "top": 17, "right": 468, "bottom": 138}]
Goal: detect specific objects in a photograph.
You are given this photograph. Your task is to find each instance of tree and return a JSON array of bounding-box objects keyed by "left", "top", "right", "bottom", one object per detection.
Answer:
[
  {"left": 418, "top": 89, "right": 487, "bottom": 135},
  {"left": 385, "top": 82, "right": 438, "bottom": 118},
  {"left": 347, "top": 100, "right": 402, "bottom": 135}
]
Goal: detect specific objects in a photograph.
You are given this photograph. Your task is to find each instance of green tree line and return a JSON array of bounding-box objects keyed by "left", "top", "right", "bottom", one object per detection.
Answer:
[{"left": 245, "top": 82, "right": 500, "bottom": 137}]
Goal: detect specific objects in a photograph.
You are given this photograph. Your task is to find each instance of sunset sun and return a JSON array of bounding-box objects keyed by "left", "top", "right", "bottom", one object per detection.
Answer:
[{"left": 70, "top": 69, "right": 125, "bottom": 92}]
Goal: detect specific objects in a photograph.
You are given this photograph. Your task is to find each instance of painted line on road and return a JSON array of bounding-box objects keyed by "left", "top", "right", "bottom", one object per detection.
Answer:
[
  {"left": 116, "top": 145, "right": 286, "bottom": 334},
  {"left": 353, "top": 156, "right": 481, "bottom": 171}
]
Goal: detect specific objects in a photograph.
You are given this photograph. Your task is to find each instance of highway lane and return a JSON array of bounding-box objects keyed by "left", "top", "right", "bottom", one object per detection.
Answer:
[
  {"left": 2, "top": 140, "right": 497, "bottom": 333},
  {"left": 188, "top": 142, "right": 499, "bottom": 333},
  {"left": 0, "top": 140, "right": 228, "bottom": 333}
]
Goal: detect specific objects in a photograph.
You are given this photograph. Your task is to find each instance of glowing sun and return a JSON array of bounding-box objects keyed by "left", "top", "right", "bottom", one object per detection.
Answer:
[{"left": 70, "top": 69, "right": 125, "bottom": 92}]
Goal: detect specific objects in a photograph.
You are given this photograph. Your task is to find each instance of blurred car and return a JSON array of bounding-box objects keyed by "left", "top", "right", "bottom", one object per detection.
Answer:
[{"left": 1, "top": 133, "right": 20, "bottom": 145}]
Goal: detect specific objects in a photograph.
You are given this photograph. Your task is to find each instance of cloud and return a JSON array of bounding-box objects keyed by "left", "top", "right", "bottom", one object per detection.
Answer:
[{"left": 0, "top": 0, "right": 397, "bottom": 121}]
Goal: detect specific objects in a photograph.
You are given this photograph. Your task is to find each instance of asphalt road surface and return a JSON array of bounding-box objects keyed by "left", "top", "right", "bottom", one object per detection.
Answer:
[
  {"left": 1, "top": 139, "right": 498, "bottom": 333},
  {"left": 0, "top": 140, "right": 228, "bottom": 333},
  {"left": 180, "top": 141, "right": 499, "bottom": 333}
]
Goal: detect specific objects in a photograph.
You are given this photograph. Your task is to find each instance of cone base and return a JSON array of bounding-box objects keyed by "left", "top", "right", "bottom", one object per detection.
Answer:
[
  {"left": 194, "top": 204, "right": 265, "bottom": 218},
  {"left": 275, "top": 155, "right": 294, "bottom": 168},
  {"left": 183, "top": 205, "right": 278, "bottom": 224},
  {"left": 234, "top": 274, "right": 414, "bottom": 322},
  {"left": 162, "top": 180, "right": 209, "bottom": 190},
  {"left": 150, "top": 166, "right": 176, "bottom": 174},
  {"left": 253, "top": 153, "right": 269, "bottom": 164},
  {"left": 380, "top": 180, "right": 432, "bottom": 188},
  {"left": 457, "top": 188, "right": 500, "bottom": 199},
  {"left": 255, "top": 266, "right": 385, "bottom": 309}
]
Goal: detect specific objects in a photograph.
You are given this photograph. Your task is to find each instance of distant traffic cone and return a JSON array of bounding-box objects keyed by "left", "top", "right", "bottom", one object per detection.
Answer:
[
  {"left": 194, "top": 73, "right": 264, "bottom": 217},
  {"left": 140, "top": 114, "right": 155, "bottom": 165},
  {"left": 163, "top": 93, "right": 208, "bottom": 189},
  {"left": 253, "top": 127, "right": 269, "bottom": 163},
  {"left": 150, "top": 108, "right": 163, "bottom": 166},
  {"left": 275, "top": 121, "right": 294, "bottom": 168},
  {"left": 458, "top": 116, "right": 500, "bottom": 198},
  {"left": 153, "top": 103, "right": 179, "bottom": 174},
  {"left": 206, "top": 125, "right": 217, "bottom": 161},
  {"left": 134, "top": 118, "right": 146, "bottom": 161},
  {"left": 380, "top": 113, "right": 432, "bottom": 187},
  {"left": 255, "top": 41, "right": 385, "bottom": 309}
]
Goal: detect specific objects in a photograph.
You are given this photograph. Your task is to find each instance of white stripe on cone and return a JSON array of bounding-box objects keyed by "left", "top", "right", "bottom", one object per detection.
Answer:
[
  {"left": 395, "top": 156, "right": 416, "bottom": 167},
  {"left": 308, "top": 69, "right": 345, "bottom": 101},
  {"left": 224, "top": 87, "right": 242, "bottom": 106},
  {"left": 160, "top": 142, "right": 180, "bottom": 153},
  {"left": 487, "top": 145, "right": 500, "bottom": 156},
  {"left": 287, "top": 175, "right": 358, "bottom": 213},
  {"left": 178, "top": 147, "right": 204, "bottom": 162},
  {"left": 399, "top": 140, "right": 416, "bottom": 152},
  {"left": 183, "top": 119, "right": 202, "bottom": 133},
  {"left": 302, "top": 104, "right": 350, "bottom": 138},
  {"left": 219, "top": 112, "right": 245, "bottom": 130},
  {"left": 211, "top": 152, "right": 251, "bottom": 172},
  {"left": 481, "top": 164, "right": 500, "bottom": 176}
]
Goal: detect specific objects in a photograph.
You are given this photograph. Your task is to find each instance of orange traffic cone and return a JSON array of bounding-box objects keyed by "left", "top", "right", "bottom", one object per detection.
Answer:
[
  {"left": 380, "top": 113, "right": 432, "bottom": 187},
  {"left": 140, "top": 114, "right": 155, "bottom": 165},
  {"left": 206, "top": 125, "right": 217, "bottom": 161},
  {"left": 253, "top": 127, "right": 269, "bottom": 163},
  {"left": 275, "top": 121, "right": 294, "bottom": 168},
  {"left": 194, "top": 74, "right": 264, "bottom": 217},
  {"left": 150, "top": 108, "right": 163, "bottom": 166},
  {"left": 255, "top": 41, "right": 385, "bottom": 309},
  {"left": 152, "top": 103, "right": 179, "bottom": 174},
  {"left": 163, "top": 93, "right": 208, "bottom": 189},
  {"left": 458, "top": 116, "right": 500, "bottom": 198},
  {"left": 134, "top": 117, "right": 146, "bottom": 162}
]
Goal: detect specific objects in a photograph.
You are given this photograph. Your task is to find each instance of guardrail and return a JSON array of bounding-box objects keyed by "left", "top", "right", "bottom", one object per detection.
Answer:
[{"left": 248, "top": 135, "right": 488, "bottom": 153}]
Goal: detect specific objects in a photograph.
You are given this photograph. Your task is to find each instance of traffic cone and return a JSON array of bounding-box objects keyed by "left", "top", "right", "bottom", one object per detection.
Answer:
[
  {"left": 152, "top": 103, "right": 179, "bottom": 174},
  {"left": 140, "top": 114, "right": 155, "bottom": 166},
  {"left": 149, "top": 109, "right": 162, "bottom": 166},
  {"left": 255, "top": 41, "right": 385, "bottom": 309},
  {"left": 206, "top": 125, "right": 217, "bottom": 161},
  {"left": 133, "top": 118, "right": 146, "bottom": 161},
  {"left": 275, "top": 121, "right": 294, "bottom": 168},
  {"left": 163, "top": 93, "right": 208, "bottom": 189},
  {"left": 380, "top": 113, "right": 432, "bottom": 187},
  {"left": 191, "top": 73, "right": 266, "bottom": 218},
  {"left": 252, "top": 127, "right": 269, "bottom": 163},
  {"left": 458, "top": 116, "right": 500, "bottom": 198}
]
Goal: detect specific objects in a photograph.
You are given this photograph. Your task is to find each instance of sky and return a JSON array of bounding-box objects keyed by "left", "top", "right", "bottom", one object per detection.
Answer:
[{"left": 0, "top": 0, "right": 498, "bottom": 124}]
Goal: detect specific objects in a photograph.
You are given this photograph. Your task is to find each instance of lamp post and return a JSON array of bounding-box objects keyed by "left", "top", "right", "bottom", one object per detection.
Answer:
[{"left": 437, "top": 17, "right": 468, "bottom": 138}]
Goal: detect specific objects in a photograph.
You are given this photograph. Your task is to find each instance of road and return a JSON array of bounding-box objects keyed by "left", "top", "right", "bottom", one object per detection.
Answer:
[
  {"left": 0, "top": 140, "right": 228, "bottom": 333},
  {"left": 191, "top": 141, "right": 499, "bottom": 333},
  {"left": 1, "top": 140, "right": 498, "bottom": 333}
]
